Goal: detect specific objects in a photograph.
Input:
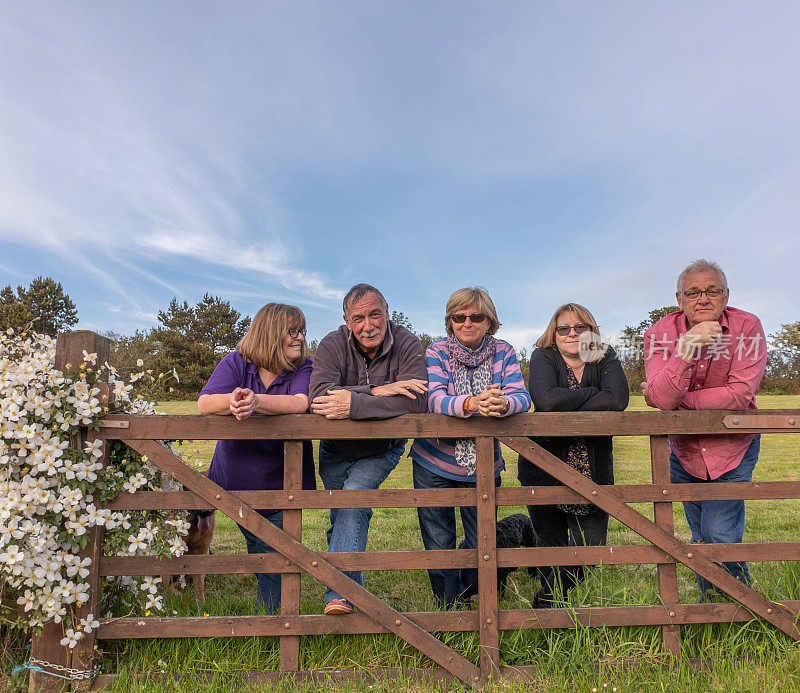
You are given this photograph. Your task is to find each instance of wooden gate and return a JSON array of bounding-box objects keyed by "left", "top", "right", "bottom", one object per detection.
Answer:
[{"left": 24, "top": 335, "right": 800, "bottom": 690}]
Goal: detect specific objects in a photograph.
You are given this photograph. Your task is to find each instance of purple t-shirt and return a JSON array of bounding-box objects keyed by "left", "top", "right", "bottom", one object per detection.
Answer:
[{"left": 200, "top": 351, "right": 316, "bottom": 493}]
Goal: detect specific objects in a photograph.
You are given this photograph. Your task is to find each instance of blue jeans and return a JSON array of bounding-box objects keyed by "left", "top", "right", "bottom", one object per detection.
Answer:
[
  {"left": 669, "top": 435, "right": 760, "bottom": 594},
  {"left": 412, "top": 460, "right": 500, "bottom": 608},
  {"left": 238, "top": 510, "right": 283, "bottom": 613},
  {"left": 318, "top": 441, "right": 405, "bottom": 605}
]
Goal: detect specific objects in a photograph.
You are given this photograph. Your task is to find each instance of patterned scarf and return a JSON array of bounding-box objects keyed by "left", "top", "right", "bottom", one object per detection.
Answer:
[{"left": 448, "top": 333, "right": 497, "bottom": 475}]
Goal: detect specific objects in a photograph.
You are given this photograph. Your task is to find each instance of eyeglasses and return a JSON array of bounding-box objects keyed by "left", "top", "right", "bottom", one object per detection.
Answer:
[
  {"left": 681, "top": 288, "right": 726, "bottom": 300},
  {"left": 555, "top": 323, "right": 591, "bottom": 337},
  {"left": 449, "top": 313, "right": 487, "bottom": 324},
  {"left": 287, "top": 328, "right": 307, "bottom": 339}
]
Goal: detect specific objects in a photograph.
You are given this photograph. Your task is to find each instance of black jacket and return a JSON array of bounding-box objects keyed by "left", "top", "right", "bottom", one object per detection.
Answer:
[{"left": 517, "top": 345, "right": 629, "bottom": 488}]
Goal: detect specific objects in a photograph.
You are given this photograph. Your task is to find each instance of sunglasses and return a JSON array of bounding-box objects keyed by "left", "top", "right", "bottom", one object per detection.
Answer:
[
  {"left": 449, "top": 313, "right": 487, "bottom": 324},
  {"left": 287, "top": 328, "right": 307, "bottom": 339},
  {"left": 555, "top": 323, "right": 591, "bottom": 337}
]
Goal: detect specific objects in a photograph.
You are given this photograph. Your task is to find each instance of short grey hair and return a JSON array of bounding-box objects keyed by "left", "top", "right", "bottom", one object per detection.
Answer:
[
  {"left": 676, "top": 259, "right": 728, "bottom": 292},
  {"left": 342, "top": 283, "right": 388, "bottom": 315}
]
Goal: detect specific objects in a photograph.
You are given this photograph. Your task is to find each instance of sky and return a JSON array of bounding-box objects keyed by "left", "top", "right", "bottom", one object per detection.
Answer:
[{"left": 1, "top": 1, "right": 799, "bottom": 350}]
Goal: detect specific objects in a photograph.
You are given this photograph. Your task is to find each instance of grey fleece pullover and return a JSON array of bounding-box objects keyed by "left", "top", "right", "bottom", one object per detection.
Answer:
[{"left": 309, "top": 321, "right": 427, "bottom": 461}]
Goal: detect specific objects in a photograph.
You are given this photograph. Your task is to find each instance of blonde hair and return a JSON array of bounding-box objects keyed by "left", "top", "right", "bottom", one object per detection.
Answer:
[
  {"left": 444, "top": 287, "right": 501, "bottom": 336},
  {"left": 536, "top": 303, "right": 605, "bottom": 364},
  {"left": 237, "top": 303, "right": 306, "bottom": 373}
]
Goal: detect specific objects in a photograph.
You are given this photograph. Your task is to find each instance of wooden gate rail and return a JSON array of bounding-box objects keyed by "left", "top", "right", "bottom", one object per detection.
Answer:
[
  {"left": 99, "top": 480, "right": 800, "bottom": 510},
  {"left": 94, "top": 599, "right": 800, "bottom": 639},
  {"left": 97, "top": 409, "right": 800, "bottom": 438},
  {"left": 96, "top": 541, "right": 800, "bottom": 578},
  {"left": 28, "top": 407, "right": 800, "bottom": 691}
]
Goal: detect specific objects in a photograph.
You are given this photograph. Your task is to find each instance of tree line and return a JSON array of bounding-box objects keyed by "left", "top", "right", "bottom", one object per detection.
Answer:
[{"left": 2, "top": 277, "right": 798, "bottom": 397}]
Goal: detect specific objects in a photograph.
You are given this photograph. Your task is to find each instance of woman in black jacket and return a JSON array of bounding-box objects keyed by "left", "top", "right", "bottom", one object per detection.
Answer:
[{"left": 518, "top": 303, "right": 629, "bottom": 607}]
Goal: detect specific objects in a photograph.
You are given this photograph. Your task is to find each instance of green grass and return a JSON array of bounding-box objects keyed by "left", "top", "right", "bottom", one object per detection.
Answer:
[{"left": 3, "top": 396, "right": 800, "bottom": 691}]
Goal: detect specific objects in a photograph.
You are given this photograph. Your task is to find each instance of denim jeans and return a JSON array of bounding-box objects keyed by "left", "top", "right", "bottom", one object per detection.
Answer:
[
  {"left": 318, "top": 441, "right": 405, "bottom": 605},
  {"left": 412, "top": 460, "right": 500, "bottom": 609},
  {"left": 669, "top": 434, "right": 760, "bottom": 594},
  {"left": 238, "top": 510, "right": 283, "bottom": 613}
]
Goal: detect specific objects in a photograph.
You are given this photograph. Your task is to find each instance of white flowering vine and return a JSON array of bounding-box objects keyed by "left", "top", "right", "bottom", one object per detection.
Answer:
[{"left": 0, "top": 328, "right": 189, "bottom": 646}]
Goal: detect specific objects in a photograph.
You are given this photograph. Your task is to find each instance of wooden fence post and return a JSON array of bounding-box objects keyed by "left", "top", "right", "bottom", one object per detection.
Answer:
[
  {"left": 70, "top": 427, "right": 110, "bottom": 691},
  {"left": 476, "top": 437, "right": 500, "bottom": 682},
  {"left": 29, "top": 331, "right": 109, "bottom": 693},
  {"left": 650, "top": 435, "right": 681, "bottom": 658},
  {"left": 279, "top": 441, "right": 304, "bottom": 672}
]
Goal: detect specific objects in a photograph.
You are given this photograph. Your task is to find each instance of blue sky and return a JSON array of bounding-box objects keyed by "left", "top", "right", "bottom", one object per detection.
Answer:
[{"left": 2, "top": 2, "right": 799, "bottom": 349}]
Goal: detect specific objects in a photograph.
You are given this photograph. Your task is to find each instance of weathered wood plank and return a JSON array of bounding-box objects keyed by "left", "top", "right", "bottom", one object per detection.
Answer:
[
  {"left": 102, "top": 487, "right": 475, "bottom": 510},
  {"left": 101, "top": 480, "right": 800, "bottom": 511},
  {"left": 122, "top": 439, "right": 481, "bottom": 687},
  {"left": 724, "top": 413, "right": 800, "bottom": 429},
  {"left": 29, "top": 621, "right": 70, "bottom": 693},
  {"left": 280, "top": 442, "right": 303, "bottom": 672},
  {"left": 650, "top": 435, "right": 681, "bottom": 658},
  {"left": 95, "top": 600, "right": 800, "bottom": 639},
  {"left": 55, "top": 331, "right": 110, "bottom": 379},
  {"left": 30, "top": 336, "right": 111, "bottom": 693},
  {"left": 500, "top": 436, "right": 800, "bottom": 641},
  {"left": 71, "top": 428, "right": 109, "bottom": 690},
  {"left": 475, "top": 437, "right": 499, "bottom": 681},
  {"left": 98, "top": 541, "right": 800, "bottom": 576},
  {"left": 98, "top": 409, "right": 800, "bottom": 440},
  {"left": 500, "top": 481, "right": 800, "bottom": 505}
]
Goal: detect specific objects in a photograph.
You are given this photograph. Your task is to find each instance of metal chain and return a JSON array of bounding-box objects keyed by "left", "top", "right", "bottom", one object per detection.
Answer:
[{"left": 26, "top": 657, "right": 100, "bottom": 680}]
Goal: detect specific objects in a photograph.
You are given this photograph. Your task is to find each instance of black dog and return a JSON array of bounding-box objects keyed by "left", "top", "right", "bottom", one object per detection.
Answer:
[
  {"left": 461, "top": 513, "right": 535, "bottom": 599},
  {"left": 495, "top": 513, "right": 536, "bottom": 595}
]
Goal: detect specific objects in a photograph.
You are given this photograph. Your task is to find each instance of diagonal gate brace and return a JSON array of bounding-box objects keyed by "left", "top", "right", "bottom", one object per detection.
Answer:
[
  {"left": 123, "top": 439, "right": 481, "bottom": 686},
  {"left": 499, "top": 436, "right": 800, "bottom": 640}
]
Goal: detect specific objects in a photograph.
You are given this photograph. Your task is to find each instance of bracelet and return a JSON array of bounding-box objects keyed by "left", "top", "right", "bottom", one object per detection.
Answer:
[{"left": 464, "top": 396, "right": 475, "bottom": 413}]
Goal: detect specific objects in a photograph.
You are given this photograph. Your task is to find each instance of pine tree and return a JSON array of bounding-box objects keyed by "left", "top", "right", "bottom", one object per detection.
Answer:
[{"left": 0, "top": 277, "right": 78, "bottom": 336}]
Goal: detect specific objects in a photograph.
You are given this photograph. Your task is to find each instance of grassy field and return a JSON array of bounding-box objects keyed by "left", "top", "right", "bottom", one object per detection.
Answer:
[{"left": 4, "top": 396, "right": 800, "bottom": 691}]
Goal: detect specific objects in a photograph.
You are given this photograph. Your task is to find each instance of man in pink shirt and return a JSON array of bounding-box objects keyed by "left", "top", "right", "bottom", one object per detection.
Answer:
[{"left": 642, "top": 259, "right": 766, "bottom": 595}]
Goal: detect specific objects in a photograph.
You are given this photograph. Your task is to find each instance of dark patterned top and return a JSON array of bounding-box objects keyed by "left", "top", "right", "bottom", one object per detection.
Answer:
[{"left": 557, "top": 367, "right": 593, "bottom": 515}]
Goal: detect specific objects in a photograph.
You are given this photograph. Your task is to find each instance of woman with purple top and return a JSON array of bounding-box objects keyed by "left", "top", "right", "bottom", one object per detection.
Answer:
[
  {"left": 198, "top": 303, "right": 316, "bottom": 612},
  {"left": 410, "top": 287, "right": 531, "bottom": 608}
]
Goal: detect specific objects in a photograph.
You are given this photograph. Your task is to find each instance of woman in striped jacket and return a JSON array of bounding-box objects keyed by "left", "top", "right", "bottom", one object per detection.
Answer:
[{"left": 410, "top": 287, "right": 531, "bottom": 609}]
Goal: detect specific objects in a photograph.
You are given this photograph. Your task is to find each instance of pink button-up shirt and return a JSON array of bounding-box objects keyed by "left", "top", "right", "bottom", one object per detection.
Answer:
[{"left": 643, "top": 306, "right": 767, "bottom": 480}]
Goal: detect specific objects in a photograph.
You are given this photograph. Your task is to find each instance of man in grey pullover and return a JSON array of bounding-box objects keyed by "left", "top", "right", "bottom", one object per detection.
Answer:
[{"left": 310, "top": 283, "right": 427, "bottom": 614}]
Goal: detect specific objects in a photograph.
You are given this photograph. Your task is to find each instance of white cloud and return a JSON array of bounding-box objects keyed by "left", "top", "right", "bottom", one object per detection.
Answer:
[
  {"left": 0, "top": 5, "right": 344, "bottom": 316},
  {"left": 495, "top": 324, "right": 545, "bottom": 352}
]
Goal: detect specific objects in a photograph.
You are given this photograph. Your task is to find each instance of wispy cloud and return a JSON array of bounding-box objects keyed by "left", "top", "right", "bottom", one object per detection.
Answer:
[
  {"left": 0, "top": 4, "right": 344, "bottom": 320},
  {"left": 0, "top": 2, "right": 798, "bottom": 339}
]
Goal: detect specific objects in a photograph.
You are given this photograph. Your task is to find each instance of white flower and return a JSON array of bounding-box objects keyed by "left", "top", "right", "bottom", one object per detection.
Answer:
[
  {"left": 16, "top": 589, "right": 36, "bottom": 612},
  {"left": 60, "top": 628, "right": 83, "bottom": 648},
  {"left": 0, "top": 544, "right": 23, "bottom": 564},
  {"left": 0, "top": 329, "right": 184, "bottom": 631},
  {"left": 80, "top": 614, "right": 100, "bottom": 633},
  {"left": 128, "top": 535, "right": 146, "bottom": 552},
  {"left": 84, "top": 439, "right": 103, "bottom": 459}
]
